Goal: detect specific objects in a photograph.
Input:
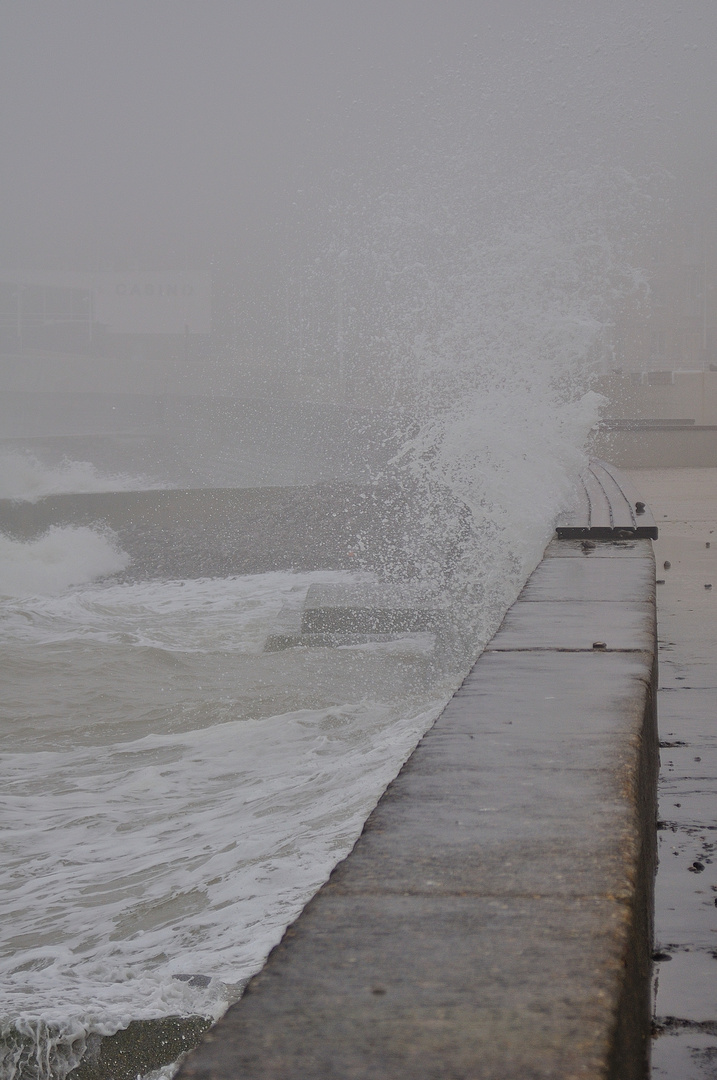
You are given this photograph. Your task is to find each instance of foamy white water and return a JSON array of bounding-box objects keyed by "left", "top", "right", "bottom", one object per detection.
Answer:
[
  {"left": 3, "top": 665, "right": 440, "bottom": 1017},
  {"left": 0, "top": 560, "right": 456, "bottom": 1077},
  {"left": 0, "top": 452, "right": 153, "bottom": 503},
  {"left": 0, "top": 527, "right": 129, "bottom": 596}
]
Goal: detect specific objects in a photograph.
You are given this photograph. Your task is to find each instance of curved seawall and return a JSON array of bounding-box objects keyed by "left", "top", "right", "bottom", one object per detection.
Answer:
[{"left": 178, "top": 530, "right": 658, "bottom": 1080}]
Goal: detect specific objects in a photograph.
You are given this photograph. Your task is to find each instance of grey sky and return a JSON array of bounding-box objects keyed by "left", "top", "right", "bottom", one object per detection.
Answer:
[{"left": 0, "top": 1, "right": 715, "bottom": 272}]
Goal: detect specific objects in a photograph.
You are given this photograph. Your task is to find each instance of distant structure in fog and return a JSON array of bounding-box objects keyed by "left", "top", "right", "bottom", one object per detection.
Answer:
[
  {"left": 0, "top": 270, "right": 211, "bottom": 363},
  {"left": 613, "top": 211, "right": 717, "bottom": 375},
  {"left": 592, "top": 212, "right": 717, "bottom": 468}
]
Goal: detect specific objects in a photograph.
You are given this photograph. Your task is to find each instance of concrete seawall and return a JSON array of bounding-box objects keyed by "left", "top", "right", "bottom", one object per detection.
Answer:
[{"left": 178, "top": 535, "right": 658, "bottom": 1080}]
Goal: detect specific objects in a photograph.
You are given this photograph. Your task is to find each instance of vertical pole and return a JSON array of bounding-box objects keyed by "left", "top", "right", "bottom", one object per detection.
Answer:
[
  {"left": 337, "top": 276, "right": 344, "bottom": 402},
  {"left": 704, "top": 238, "right": 709, "bottom": 361},
  {"left": 17, "top": 283, "right": 22, "bottom": 351},
  {"left": 89, "top": 281, "right": 94, "bottom": 351}
]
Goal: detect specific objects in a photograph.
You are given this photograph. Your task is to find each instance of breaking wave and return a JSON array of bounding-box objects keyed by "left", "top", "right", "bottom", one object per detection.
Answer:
[
  {"left": 0, "top": 451, "right": 153, "bottom": 503},
  {"left": 0, "top": 527, "right": 129, "bottom": 597}
]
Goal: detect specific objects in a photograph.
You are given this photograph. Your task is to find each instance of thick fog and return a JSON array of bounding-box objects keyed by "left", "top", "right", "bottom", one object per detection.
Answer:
[
  {"left": 1, "top": 3, "right": 715, "bottom": 262},
  {"left": 0, "top": 1, "right": 716, "bottom": 407}
]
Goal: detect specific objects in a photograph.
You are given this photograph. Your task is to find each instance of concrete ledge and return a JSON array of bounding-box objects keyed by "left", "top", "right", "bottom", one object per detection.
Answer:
[{"left": 178, "top": 537, "right": 658, "bottom": 1080}]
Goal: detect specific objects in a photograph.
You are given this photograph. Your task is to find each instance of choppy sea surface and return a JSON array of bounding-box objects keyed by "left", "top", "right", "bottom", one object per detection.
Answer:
[
  {"left": 1, "top": 550, "right": 455, "bottom": 1051},
  {"left": 0, "top": 415, "right": 594, "bottom": 1080},
  {"left": 0, "top": 519, "right": 469, "bottom": 1067},
  {"left": 0, "top": 441, "right": 580, "bottom": 1080}
]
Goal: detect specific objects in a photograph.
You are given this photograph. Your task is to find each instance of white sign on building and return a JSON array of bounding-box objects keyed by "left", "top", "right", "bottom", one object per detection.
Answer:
[{"left": 91, "top": 271, "right": 211, "bottom": 335}]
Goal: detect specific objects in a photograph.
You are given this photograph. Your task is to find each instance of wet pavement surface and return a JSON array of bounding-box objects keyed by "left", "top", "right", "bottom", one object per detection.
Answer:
[{"left": 627, "top": 469, "right": 717, "bottom": 1080}]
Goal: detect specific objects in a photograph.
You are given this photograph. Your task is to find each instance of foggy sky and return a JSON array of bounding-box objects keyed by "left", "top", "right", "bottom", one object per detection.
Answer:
[{"left": 1, "top": 1, "right": 715, "bottom": 276}]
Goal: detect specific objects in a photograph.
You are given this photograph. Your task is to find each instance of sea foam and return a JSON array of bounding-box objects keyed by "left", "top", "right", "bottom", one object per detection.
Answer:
[
  {"left": 0, "top": 451, "right": 153, "bottom": 503},
  {"left": 0, "top": 527, "right": 130, "bottom": 597}
]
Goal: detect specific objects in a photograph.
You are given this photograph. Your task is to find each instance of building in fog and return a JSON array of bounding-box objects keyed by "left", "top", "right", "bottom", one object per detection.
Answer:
[
  {"left": 592, "top": 210, "right": 717, "bottom": 463},
  {"left": 612, "top": 211, "right": 717, "bottom": 375},
  {"left": 0, "top": 270, "right": 211, "bottom": 363}
]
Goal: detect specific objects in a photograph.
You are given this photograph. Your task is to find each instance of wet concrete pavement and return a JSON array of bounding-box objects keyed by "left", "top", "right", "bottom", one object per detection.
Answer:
[
  {"left": 626, "top": 469, "right": 717, "bottom": 1079},
  {"left": 177, "top": 535, "right": 657, "bottom": 1080}
]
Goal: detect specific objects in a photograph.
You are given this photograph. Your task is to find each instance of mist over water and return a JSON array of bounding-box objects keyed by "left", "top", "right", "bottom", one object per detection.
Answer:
[{"left": 1, "top": 2, "right": 716, "bottom": 1077}]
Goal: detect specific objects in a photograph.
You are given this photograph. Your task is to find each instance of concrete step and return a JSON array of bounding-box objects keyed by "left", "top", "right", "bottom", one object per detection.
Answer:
[{"left": 265, "top": 583, "right": 447, "bottom": 651}]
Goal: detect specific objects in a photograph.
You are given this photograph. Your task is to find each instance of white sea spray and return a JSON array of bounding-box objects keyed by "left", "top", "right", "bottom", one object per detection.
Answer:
[{"left": 0, "top": 527, "right": 130, "bottom": 596}]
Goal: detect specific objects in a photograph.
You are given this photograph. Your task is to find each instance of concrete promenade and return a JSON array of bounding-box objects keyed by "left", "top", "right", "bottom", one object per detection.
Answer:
[
  {"left": 625, "top": 469, "right": 717, "bottom": 1079},
  {"left": 178, "top": 535, "right": 658, "bottom": 1080}
]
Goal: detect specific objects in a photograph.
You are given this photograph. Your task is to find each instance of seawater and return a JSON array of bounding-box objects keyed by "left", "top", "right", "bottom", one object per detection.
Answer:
[
  {"left": 1, "top": 557, "right": 454, "bottom": 1069},
  {"left": 0, "top": 447, "right": 589, "bottom": 1079},
  {"left": 0, "top": 171, "right": 644, "bottom": 1079}
]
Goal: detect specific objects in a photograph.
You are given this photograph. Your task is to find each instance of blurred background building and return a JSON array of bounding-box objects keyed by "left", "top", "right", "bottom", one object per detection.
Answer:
[
  {"left": 0, "top": 269, "right": 211, "bottom": 396},
  {"left": 611, "top": 209, "right": 717, "bottom": 376}
]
